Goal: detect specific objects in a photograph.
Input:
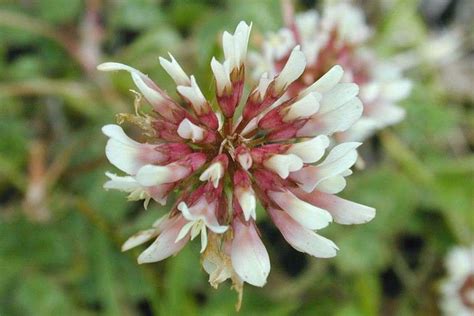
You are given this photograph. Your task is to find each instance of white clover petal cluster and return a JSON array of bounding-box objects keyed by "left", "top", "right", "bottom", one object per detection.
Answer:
[
  {"left": 249, "top": 2, "right": 412, "bottom": 142},
  {"left": 99, "top": 19, "right": 375, "bottom": 307}
]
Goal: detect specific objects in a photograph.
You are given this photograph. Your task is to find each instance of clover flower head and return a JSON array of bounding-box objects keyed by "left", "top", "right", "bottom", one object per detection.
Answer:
[
  {"left": 440, "top": 245, "right": 474, "bottom": 316},
  {"left": 250, "top": 2, "right": 412, "bottom": 142},
  {"left": 99, "top": 20, "right": 375, "bottom": 306}
]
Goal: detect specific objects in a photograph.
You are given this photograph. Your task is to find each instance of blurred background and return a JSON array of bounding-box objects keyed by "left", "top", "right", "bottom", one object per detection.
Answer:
[{"left": 0, "top": 0, "right": 473, "bottom": 315}]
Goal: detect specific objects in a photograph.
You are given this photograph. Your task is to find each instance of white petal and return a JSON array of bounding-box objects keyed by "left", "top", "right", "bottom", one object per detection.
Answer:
[
  {"left": 237, "top": 151, "right": 253, "bottom": 170},
  {"left": 216, "top": 111, "right": 224, "bottom": 131},
  {"left": 177, "top": 202, "right": 194, "bottom": 221},
  {"left": 341, "top": 169, "right": 353, "bottom": 177},
  {"left": 231, "top": 220, "right": 270, "bottom": 287},
  {"left": 137, "top": 216, "right": 189, "bottom": 263},
  {"left": 130, "top": 72, "right": 168, "bottom": 106},
  {"left": 298, "top": 98, "right": 363, "bottom": 137},
  {"left": 137, "top": 165, "right": 177, "bottom": 186},
  {"left": 236, "top": 188, "right": 257, "bottom": 221},
  {"left": 300, "top": 65, "right": 344, "bottom": 96},
  {"left": 298, "top": 191, "right": 376, "bottom": 225},
  {"left": 175, "top": 221, "right": 195, "bottom": 242},
  {"left": 261, "top": 28, "right": 295, "bottom": 61},
  {"left": 177, "top": 76, "right": 207, "bottom": 114},
  {"left": 199, "top": 162, "right": 224, "bottom": 188},
  {"left": 445, "top": 246, "right": 474, "bottom": 277},
  {"left": 177, "top": 118, "right": 205, "bottom": 142},
  {"left": 315, "top": 175, "right": 347, "bottom": 194},
  {"left": 264, "top": 154, "right": 303, "bottom": 179},
  {"left": 287, "top": 135, "right": 330, "bottom": 163},
  {"left": 222, "top": 31, "right": 234, "bottom": 66},
  {"left": 235, "top": 21, "right": 252, "bottom": 63},
  {"left": 320, "top": 142, "right": 361, "bottom": 167},
  {"left": 274, "top": 46, "right": 306, "bottom": 91},
  {"left": 97, "top": 62, "right": 167, "bottom": 106},
  {"left": 190, "top": 223, "right": 202, "bottom": 240},
  {"left": 211, "top": 58, "right": 231, "bottom": 95},
  {"left": 321, "top": 3, "right": 370, "bottom": 44},
  {"left": 269, "top": 208, "right": 338, "bottom": 258},
  {"left": 381, "top": 79, "right": 412, "bottom": 101},
  {"left": 102, "top": 124, "right": 139, "bottom": 146},
  {"left": 289, "top": 165, "right": 318, "bottom": 193},
  {"left": 367, "top": 102, "right": 406, "bottom": 128},
  {"left": 284, "top": 92, "right": 321, "bottom": 122},
  {"left": 199, "top": 203, "right": 229, "bottom": 233},
  {"left": 295, "top": 10, "right": 319, "bottom": 42},
  {"left": 313, "top": 142, "right": 360, "bottom": 182},
  {"left": 240, "top": 114, "right": 260, "bottom": 136},
  {"left": 97, "top": 62, "right": 136, "bottom": 72},
  {"left": 122, "top": 229, "right": 159, "bottom": 251},
  {"left": 256, "top": 72, "right": 272, "bottom": 100},
  {"left": 269, "top": 190, "right": 332, "bottom": 230},
  {"left": 301, "top": 41, "right": 320, "bottom": 66},
  {"left": 206, "top": 223, "right": 229, "bottom": 234},
  {"left": 102, "top": 124, "right": 143, "bottom": 174},
  {"left": 291, "top": 142, "right": 360, "bottom": 192},
  {"left": 337, "top": 117, "right": 378, "bottom": 142},
  {"left": 359, "top": 82, "right": 379, "bottom": 103},
  {"left": 159, "top": 53, "right": 190, "bottom": 86},
  {"left": 180, "top": 199, "right": 228, "bottom": 234},
  {"left": 319, "top": 83, "right": 359, "bottom": 114},
  {"left": 200, "top": 225, "right": 208, "bottom": 253},
  {"left": 103, "top": 172, "right": 140, "bottom": 192},
  {"left": 223, "top": 21, "right": 252, "bottom": 70}
]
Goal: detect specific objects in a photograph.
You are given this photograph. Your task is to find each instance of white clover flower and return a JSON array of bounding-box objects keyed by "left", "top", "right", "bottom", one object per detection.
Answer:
[
  {"left": 440, "top": 245, "right": 474, "bottom": 316},
  {"left": 99, "top": 20, "right": 375, "bottom": 308}
]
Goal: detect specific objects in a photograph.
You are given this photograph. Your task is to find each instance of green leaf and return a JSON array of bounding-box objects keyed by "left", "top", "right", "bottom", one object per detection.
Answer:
[
  {"left": 14, "top": 274, "right": 82, "bottom": 316},
  {"left": 435, "top": 173, "right": 474, "bottom": 242}
]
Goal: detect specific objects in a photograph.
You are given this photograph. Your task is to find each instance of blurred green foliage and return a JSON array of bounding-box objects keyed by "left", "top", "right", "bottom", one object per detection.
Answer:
[{"left": 0, "top": 0, "right": 472, "bottom": 315}]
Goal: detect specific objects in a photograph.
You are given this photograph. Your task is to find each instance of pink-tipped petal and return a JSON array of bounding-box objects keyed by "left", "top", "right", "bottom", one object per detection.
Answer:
[
  {"left": 269, "top": 190, "right": 332, "bottom": 230},
  {"left": 137, "top": 216, "right": 189, "bottom": 263},
  {"left": 102, "top": 124, "right": 168, "bottom": 175},
  {"left": 122, "top": 228, "right": 159, "bottom": 252},
  {"left": 293, "top": 189, "right": 376, "bottom": 225},
  {"left": 231, "top": 220, "right": 270, "bottom": 287},
  {"left": 269, "top": 208, "right": 338, "bottom": 258}
]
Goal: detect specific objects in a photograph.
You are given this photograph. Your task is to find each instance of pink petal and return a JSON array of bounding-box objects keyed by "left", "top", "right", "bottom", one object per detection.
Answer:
[
  {"left": 231, "top": 219, "right": 270, "bottom": 287},
  {"left": 147, "top": 183, "right": 175, "bottom": 205},
  {"left": 293, "top": 189, "right": 376, "bottom": 225},
  {"left": 268, "top": 208, "right": 338, "bottom": 258},
  {"left": 137, "top": 215, "right": 189, "bottom": 263}
]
